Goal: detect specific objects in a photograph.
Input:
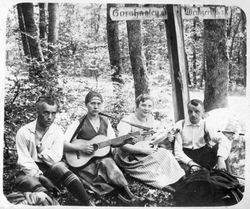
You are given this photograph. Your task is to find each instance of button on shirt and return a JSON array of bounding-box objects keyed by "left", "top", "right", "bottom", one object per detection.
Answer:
[
  {"left": 174, "top": 118, "right": 231, "bottom": 165},
  {"left": 16, "top": 120, "right": 65, "bottom": 177}
]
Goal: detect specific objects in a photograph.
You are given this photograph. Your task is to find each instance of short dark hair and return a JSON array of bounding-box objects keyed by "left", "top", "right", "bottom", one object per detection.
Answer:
[
  {"left": 135, "top": 94, "right": 154, "bottom": 108},
  {"left": 36, "top": 95, "right": 59, "bottom": 107},
  {"left": 187, "top": 99, "right": 204, "bottom": 108}
]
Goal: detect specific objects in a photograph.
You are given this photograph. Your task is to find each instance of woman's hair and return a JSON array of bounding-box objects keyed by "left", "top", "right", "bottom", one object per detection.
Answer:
[
  {"left": 85, "top": 91, "right": 103, "bottom": 105},
  {"left": 135, "top": 94, "right": 154, "bottom": 108}
]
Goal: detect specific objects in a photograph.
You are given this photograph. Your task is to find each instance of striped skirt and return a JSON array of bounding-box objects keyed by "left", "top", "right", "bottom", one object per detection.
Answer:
[{"left": 114, "top": 148, "right": 185, "bottom": 189}]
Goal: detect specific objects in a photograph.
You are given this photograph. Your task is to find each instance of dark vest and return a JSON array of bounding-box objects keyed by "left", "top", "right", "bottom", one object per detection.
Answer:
[{"left": 77, "top": 116, "right": 108, "bottom": 140}]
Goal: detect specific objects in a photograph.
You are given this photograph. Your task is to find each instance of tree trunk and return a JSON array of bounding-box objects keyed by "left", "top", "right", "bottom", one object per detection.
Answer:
[
  {"left": 200, "top": 51, "right": 206, "bottom": 88},
  {"left": 185, "top": 51, "right": 191, "bottom": 86},
  {"left": 241, "top": 10, "right": 247, "bottom": 87},
  {"left": 17, "top": 3, "right": 44, "bottom": 80},
  {"left": 126, "top": 4, "right": 149, "bottom": 99},
  {"left": 228, "top": 16, "right": 241, "bottom": 81},
  {"left": 17, "top": 3, "right": 43, "bottom": 61},
  {"left": 107, "top": 4, "right": 123, "bottom": 84},
  {"left": 48, "top": 3, "right": 59, "bottom": 45},
  {"left": 192, "top": 19, "right": 197, "bottom": 87},
  {"left": 39, "top": 3, "right": 46, "bottom": 39},
  {"left": 17, "top": 4, "right": 30, "bottom": 58},
  {"left": 203, "top": 19, "right": 229, "bottom": 112},
  {"left": 48, "top": 3, "right": 59, "bottom": 70}
]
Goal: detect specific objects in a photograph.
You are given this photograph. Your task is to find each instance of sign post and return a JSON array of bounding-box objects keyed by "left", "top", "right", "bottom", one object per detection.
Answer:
[
  {"left": 109, "top": 5, "right": 229, "bottom": 121},
  {"left": 165, "top": 4, "right": 189, "bottom": 121}
]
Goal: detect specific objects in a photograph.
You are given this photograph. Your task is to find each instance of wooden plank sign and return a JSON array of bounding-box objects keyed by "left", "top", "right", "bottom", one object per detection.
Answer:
[
  {"left": 182, "top": 6, "right": 230, "bottom": 20},
  {"left": 110, "top": 7, "right": 168, "bottom": 21}
]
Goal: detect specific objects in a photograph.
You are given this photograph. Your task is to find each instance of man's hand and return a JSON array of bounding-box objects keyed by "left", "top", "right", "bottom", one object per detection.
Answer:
[
  {"left": 188, "top": 160, "right": 201, "bottom": 173},
  {"left": 216, "top": 156, "right": 227, "bottom": 171}
]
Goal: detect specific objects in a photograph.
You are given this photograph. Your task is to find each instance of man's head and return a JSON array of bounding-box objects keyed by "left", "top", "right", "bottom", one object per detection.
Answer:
[
  {"left": 135, "top": 94, "right": 154, "bottom": 118},
  {"left": 85, "top": 91, "right": 103, "bottom": 116},
  {"left": 36, "top": 96, "right": 59, "bottom": 128},
  {"left": 187, "top": 99, "right": 204, "bottom": 124}
]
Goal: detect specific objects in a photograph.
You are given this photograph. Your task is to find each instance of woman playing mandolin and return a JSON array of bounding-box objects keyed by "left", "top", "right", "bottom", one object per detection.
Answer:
[
  {"left": 114, "top": 94, "right": 185, "bottom": 190},
  {"left": 63, "top": 91, "right": 140, "bottom": 204}
]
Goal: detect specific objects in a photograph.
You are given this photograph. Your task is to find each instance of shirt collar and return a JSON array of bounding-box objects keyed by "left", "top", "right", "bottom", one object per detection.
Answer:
[
  {"left": 26, "top": 120, "right": 37, "bottom": 134},
  {"left": 186, "top": 118, "right": 204, "bottom": 127},
  {"left": 26, "top": 120, "right": 55, "bottom": 134}
]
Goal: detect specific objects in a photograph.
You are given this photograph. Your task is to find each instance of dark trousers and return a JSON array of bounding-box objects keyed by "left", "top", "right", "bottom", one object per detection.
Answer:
[
  {"left": 182, "top": 144, "right": 218, "bottom": 171},
  {"left": 15, "top": 161, "right": 90, "bottom": 205},
  {"left": 15, "top": 161, "right": 69, "bottom": 193}
]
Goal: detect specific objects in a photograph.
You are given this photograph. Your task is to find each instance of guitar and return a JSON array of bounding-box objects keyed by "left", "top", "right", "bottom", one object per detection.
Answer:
[{"left": 65, "top": 131, "right": 140, "bottom": 167}]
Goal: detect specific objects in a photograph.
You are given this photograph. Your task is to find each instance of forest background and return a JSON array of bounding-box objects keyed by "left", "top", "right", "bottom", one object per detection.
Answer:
[{"left": 1, "top": 2, "right": 248, "bottom": 206}]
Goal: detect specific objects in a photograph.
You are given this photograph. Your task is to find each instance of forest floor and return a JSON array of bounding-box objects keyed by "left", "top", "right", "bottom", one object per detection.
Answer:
[{"left": 3, "top": 73, "right": 247, "bottom": 206}]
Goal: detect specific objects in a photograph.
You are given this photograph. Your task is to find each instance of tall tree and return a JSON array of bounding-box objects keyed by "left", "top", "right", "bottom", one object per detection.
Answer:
[
  {"left": 17, "top": 3, "right": 44, "bottom": 62},
  {"left": 107, "top": 3, "right": 123, "bottom": 83},
  {"left": 17, "top": 3, "right": 44, "bottom": 80},
  {"left": 48, "top": 3, "right": 59, "bottom": 72},
  {"left": 39, "top": 3, "right": 46, "bottom": 39},
  {"left": 192, "top": 18, "right": 197, "bottom": 87},
  {"left": 228, "top": 11, "right": 241, "bottom": 81},
  {"left": 126, "top": 4, "right": 149, "bottom": 99},
  {"left": 203, "top": 18, "right": 228, "bottom": 112},
  {"left": 241, "top": 9, "right": 247, "bottom": 87}
]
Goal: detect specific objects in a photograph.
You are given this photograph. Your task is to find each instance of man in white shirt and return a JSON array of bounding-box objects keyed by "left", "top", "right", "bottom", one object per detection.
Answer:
[
  {"left": 174, "top": 99, "right": 231, "bottom": 173},
  {"left": 15, "top": 96, "right": 91, "bottom": 205}
]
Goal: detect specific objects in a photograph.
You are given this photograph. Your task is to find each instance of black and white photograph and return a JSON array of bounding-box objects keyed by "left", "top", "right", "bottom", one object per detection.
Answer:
[{"left": 1, "top": 0, "right": 249, "bottom": 207}]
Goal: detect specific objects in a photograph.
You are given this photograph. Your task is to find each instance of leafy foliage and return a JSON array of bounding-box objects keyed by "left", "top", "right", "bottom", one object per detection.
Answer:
[{"left": 3, "top": 3, "right": 246, "bottom": 206}]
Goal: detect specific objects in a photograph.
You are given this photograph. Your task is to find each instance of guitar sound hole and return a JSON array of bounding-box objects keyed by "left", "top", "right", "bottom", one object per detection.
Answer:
[{"left": 93, "top": 144, "right": 99, "bottom": 151}]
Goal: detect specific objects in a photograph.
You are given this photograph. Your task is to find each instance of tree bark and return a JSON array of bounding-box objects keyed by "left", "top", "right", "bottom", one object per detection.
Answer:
[
  {"left": 192, "top": 19, "right": 197, "bottom": 87},
  {"left": 39, "top": 3, "right": 46, "bottom": 39},
  {"left": 107, "top": 4, "right": 123, "bottom": 83},
  {"left": 126, "top": 4, "right": 149, "bottom": 99},
  {"left": 241, "top": 10, "right": 247, "bottom": 87},
  {"left": 203, "top": 19, "right": 229, "bottom": 112},
  {"left": 17, "top": 3, "right": 43, "bottom": 61},
  {"left": 48, "top": 3, "right": 59, "bottom": 70},
  {"left": 17, "top": 4, "right": 30, "bottom": 58}
]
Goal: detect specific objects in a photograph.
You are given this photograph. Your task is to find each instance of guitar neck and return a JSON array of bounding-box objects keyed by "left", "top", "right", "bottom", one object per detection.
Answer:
[{"left": 97, "top": 131, "right": 139, "bottom": 149}]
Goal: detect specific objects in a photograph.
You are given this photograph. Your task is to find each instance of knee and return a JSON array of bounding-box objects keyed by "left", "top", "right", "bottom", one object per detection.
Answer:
[
  {"left": 15, "top": 175, "right": 47, "bottom": 193},
  {"left": 50, "top": 161, "right": 69, "bottom": 177},
  {"left": 101, "top": 157, "right": 116, "bottom": 168}
]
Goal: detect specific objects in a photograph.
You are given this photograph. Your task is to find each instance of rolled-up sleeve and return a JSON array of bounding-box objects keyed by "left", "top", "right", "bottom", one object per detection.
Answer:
[
  {"left": 207, "top": 124, "right": 232, "bottom": 160},
  {"left": 16, "top": 128, "right": 41, "bottom": 176},
  {"left": 173, "top": 120, "right": 192, "bottom": 164}
]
